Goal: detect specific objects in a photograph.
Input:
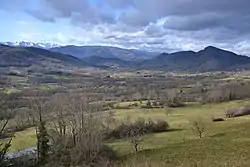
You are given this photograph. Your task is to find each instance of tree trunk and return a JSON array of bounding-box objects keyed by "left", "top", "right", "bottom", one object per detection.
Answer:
[{"left": 135, "top": 144, "right": 138, "bottom": 152}]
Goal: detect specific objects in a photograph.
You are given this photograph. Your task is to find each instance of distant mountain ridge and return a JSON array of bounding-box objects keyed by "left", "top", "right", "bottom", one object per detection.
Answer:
[
  {"left": 1, "top": 41, "right": 60, "bottom": 49},
  {"left": 50, "top": 45, "right": 159, "bottom": 61},
  {"left": 138, "top": 46, "right": 250, "bottom": 71},
  {"left": 3, "top": 42, "right": 159, "bottom": 61}
]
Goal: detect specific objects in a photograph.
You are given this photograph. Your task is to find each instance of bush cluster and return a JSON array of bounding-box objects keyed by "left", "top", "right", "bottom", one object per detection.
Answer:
[
  {"left": 166, "top": 98, "right": 185, "bottom": 108},
  {"left": 108, "top": 118, "right": 169, "bottom": 139},
  {"left": 226, "top": 107, "right": 250, "bottom": 118}
]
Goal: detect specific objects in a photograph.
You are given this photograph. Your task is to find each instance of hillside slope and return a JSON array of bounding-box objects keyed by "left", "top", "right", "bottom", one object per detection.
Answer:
[{"left": 0, "top": 44, "right": 88, "bottom": 68}]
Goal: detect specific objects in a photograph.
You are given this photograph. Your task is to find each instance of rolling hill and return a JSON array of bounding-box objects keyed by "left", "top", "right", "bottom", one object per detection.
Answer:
[{"left": 0, "top": 44, "right": 88, "bottom": 68}]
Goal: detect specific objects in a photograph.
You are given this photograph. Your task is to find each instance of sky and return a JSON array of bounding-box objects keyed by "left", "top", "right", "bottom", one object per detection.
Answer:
[{"left": 1, "top": 0, "right": 250, "bottom": 55}]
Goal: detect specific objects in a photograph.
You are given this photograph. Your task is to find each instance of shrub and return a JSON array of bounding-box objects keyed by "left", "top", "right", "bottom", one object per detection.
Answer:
[
  {"left": 132, "top": 103, "right": 139, "bottom": 107},
  {"left": 190, "top": 117, "right": 206, "bottom": 138},
  {"left": 226, "top": 107, "right": 250, "bottom": 118},
  {"left": 114, "top": 106, "right": 131, "bottom": 109},
  {"left": 146, "top": 100, "right": 151, "bottom": 107},
  {"left": 106, "top": 102, "right": 117, "bottom": 109},
  {"left": 212, "top": 118, "right": 225, "bottom": 122},
  {"left": 10, "top": 122, "right": 34, "bottom": 133},
  {"left": 158, "top": 101, "right": 165, "bottom": 106},
  {"left": 226, "top": 109, "right": 238, "bottom": 118},
  {"left": 151, "top": 119, "right": 169, "bottom": 133},
  {"left": 140, "top": 105, "right": 153, "bottom": 109},
  {"left": 108, "top": 118, "right": 169, "bottom": 139},
  {"left": 166, "top": 98, "right": 185, "bottom": 108},
  {"left": 152, "top": 101, "right": 158, "bottom": 106}
]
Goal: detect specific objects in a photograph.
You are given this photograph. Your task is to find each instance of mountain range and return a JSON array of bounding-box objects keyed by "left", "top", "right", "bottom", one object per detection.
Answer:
[
  {"left": 1, "top": 42, "right": 60, "bottom": 49},
  {"left": 3, "top": 42, "right": 159, "bottom": 61},
  {"left": 50, "top": 45, "right": 158, "bottom": 61},
  {"left": 1, "top": 42, "right": 250, "bottom": 72}
]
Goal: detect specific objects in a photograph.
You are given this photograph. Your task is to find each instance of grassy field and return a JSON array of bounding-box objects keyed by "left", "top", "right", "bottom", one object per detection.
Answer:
[
  {"left": 4, "top": 87, "right": 20, "bottom": 94},
  {"left": 8, "top": 99, "right": 250, "bottom": 167},
  {"left": 36, "top": 84, "right": 59, "bottom": 90},
  {"left": 9, "top": 128, "right": 37, "bottom": 152},
  {"left": 108, "top": 100, "right": 250, "bottom": 166}
]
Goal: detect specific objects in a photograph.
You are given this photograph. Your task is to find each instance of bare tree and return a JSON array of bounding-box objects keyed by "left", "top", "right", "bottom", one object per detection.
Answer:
[
  {"left": 47, "top": 95, "right": 113, "bottom": 167},
  {"left": 105, "top": 110, "right": 119, "bottom": 130},
  {"left": 190, "top": 117, "right": 206, "bottom": 138},
  {"left": 124, "top": 117, "right": 146, "bottom": 152},
  {"left": 166, "top": 89, "right": 184, "bottom": 108},
  {"left": 136, "top": 91, "right": 142, "bottom": 104},
  {"left": 0, "top": 120, "right": 12, "bottom": 166},
  {"left": 128, "top": 127, "right": 144, "bottom": 152}
]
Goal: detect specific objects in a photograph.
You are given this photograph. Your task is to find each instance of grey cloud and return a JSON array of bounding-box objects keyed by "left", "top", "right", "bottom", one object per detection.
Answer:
[
  {"left": 163, "top": 13, "right": 224, "bottom": 31},
  {"left": 145, "top": 39, "right": 164, "bottom": 45},
  {"left": 15, "top": 0, "right": 116, "bottom": 25},
  {"left": 27, "top": 10, "right": 56, "bottom": 22},
  {"left": 71, "top": 11, "right": 115, "bottom": 25},
  {"left": 44, "top": 0, "right": 89, "bottom": 18},
  {"left": 163, "top": 13, "right": 250, "bottom": 35},
  {"left": 144, "top": 25, "right": 167, "bottom": 37},
  {"left": 43, "top": 0, "right": 116, "bottom": 24},
  {"left": 102, "top": 32, "right": 167, "bottom": 51},
  {"left": 119, "top": 10, "right": 158, "bottom": 27},
  {"left": 104, "top": 35, "right": 120, "bottom": 40},
  {"left": 119, "top": 0, "right": 250, "bottom": 19},
  {"left": 113, "top": 0, "right": 250, "bottom": 32}
]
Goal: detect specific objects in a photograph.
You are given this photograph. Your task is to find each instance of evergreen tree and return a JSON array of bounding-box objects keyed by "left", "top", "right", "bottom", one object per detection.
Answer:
[{"left": 37, "top": 119, "right": 50, "bottom": 164}]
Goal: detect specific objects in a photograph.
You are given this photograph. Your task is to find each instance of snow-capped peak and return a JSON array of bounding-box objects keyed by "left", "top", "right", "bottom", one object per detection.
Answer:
[{"left": 1, "top": 41, "right": 60, "bottom": 49}]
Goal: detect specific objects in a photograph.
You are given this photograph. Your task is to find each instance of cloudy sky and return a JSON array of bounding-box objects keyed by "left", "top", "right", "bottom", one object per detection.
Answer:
[{"left": 1, "top": 0, "right": 250, "bottom": 54}]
